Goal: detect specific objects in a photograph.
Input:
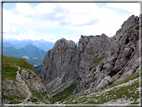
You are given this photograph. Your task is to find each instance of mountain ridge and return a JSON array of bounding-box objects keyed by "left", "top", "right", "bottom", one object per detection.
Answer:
[
  {"left": 40, "top": 14, "right": 141, "bottom": 105},
  {"left": 3, "top": 44, "right": 46, "bottom": 73}
]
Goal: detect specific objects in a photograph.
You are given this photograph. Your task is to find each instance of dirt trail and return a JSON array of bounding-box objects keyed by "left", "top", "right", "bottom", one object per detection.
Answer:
[{"left": 15, "top": 65, "right": 32, "bottom": 104}]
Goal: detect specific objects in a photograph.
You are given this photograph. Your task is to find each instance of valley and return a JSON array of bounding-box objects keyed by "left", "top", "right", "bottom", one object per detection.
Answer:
[{"left": 3, "top": 44, "right": 47, "bottom": 73}]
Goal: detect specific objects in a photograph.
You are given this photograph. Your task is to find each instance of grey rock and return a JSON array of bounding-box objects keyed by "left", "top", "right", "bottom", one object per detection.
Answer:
[
  {"left": 3, "top": 67, "right": 52, "bottom": 104},
  {"left": 96, "top": 76, "right": 113, "bottom": 90},
  {"left": 41, "top": 14, "right": 140, "bottom": 97},
  {"left": 41, "top": 38, "right": 77, "bottom": 93},
  {"left": 75, "top": 34, "right": 111, "bottom": 93},
  {"left": 75, "top": 14, "right": 140, "bottom": 94}
]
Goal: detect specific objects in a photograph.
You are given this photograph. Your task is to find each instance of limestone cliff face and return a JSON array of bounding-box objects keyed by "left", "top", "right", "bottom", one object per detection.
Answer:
[
  {"left": 75, "top": 14, "right": 140, "bottom": 94},
  {"left": 41, "top": 14, "right": 141, "bottom": 96},
  {"left": 41, "top": 38, "right": 77, "bottom": 90},
  {"left": 75, "top": 34, "right": 112, "bottom": 93}
]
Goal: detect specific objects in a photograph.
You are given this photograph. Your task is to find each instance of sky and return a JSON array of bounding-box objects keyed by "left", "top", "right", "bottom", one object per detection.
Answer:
[{"left": 2, "top": 2, "right": 140, "bottom": 43}]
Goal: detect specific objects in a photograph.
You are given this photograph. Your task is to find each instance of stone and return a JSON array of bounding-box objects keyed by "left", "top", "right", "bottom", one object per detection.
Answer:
[
  {"left": 41, "top": 14, "right": 140, "bottom": 96},
  {"left": 41, "top": 38, "right": 77, "bottom": 92}
]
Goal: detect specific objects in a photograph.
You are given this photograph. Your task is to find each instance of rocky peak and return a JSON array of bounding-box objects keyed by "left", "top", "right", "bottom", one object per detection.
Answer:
[
  {"left": 41, "top": 38, "right": 77, "bottom": 91},
  {"left": 121, "top": 15, "right": 139, "bottom": 30},
  {"left": 75, "top": 33, "right": 112, "bottom": 93},
  {"left": 112, "top": 14, "right": 139, "bottom": 44}
]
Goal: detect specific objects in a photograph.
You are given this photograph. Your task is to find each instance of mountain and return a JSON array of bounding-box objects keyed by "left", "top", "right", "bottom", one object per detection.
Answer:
[
  {"left": 34, "top": 65, "right": 41, "bottom": 73},
  {"left": 41, "top": 14, "right": 141, "bottom": 105},
  {"left": 3, "top": 42, "right": 20, "bottom": 49},
  {"left": 3, "top": 39, "right": 55, "bottom": 51},
  {"left": 19, "top": 44, "right": 46, "bottom": 58},
  {"left": 3, "top": 44, "right": 46, "bottom": 71},
  {"left": 2, "top": 55, "right": 52, "bottom": 104},
  {"left": 40, "top": 38, "right": 77, "bottom": 96}
]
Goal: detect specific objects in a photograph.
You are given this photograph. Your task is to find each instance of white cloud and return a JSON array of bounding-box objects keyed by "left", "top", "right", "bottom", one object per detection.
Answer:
[
  {"left": 3, "top": 29, "right": 56, "bottom": 42},
  {"left": 3, "top": 3, "right": 140, "bottom": 43},
  {"left": 13, "top": 3, "right": 33, "bottom": 16},
  {"left": 63, "top": 35, "right": 80, "bottom": 43},
  {"left": 3, "top": 8, "right": 32, "bottom": 33},
  {"left": 107, "top": 3, "right": 140, "bottom": 16},
  {"left": 35, "top": 3, "right": 56, "bottom": 15}
]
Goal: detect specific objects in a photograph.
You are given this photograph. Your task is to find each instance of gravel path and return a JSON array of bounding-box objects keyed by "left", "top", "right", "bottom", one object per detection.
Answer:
[{"left": 15, "top": 66, "right": 32, "bottom": 104}]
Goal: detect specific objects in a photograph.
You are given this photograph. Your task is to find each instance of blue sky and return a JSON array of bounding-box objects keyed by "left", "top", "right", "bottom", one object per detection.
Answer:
[{"left": 3, "top": 2, "right": 140, "bottom": 42}]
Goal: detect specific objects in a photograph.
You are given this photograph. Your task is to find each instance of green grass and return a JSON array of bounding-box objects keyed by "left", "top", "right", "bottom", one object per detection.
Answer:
[
  {"left": 52, "top": 82, "right": 76, "bottom": 104},
  {"left": 131, "top": 47, "right": 134, "bottom": 52},
  {"left": 96, "top": 35, "right": 100, "bottom": 37},
  {"left": 28, "top": 85, "right": 48, "bottom": 103},
  {"left": 64, "top": 80, "right": 139, "bottom": 104},
  {"left": 125, "top": 22, "right": 139, "bottom": 33},
  {"left": 100, "top": 72, "right": 140, "bottom": 91},
  {"left": 16, "top": 58, "right": 39, "bottom": 75},
  {"left": 2, "top": 56, "right": 18, "bottom": 81},
  {"left": 3, "top": 95, "right": 25, "bottom": 104},
  {"left": 62, "top": 72, "right": 140, "bottom": 104},
  {"left": 2, "top": 55, "right": 39, "bottom": 81},
  {"left": 89, "top": 54, "right": 105, "bottom": 71},
  {"left": 3, "top": 63, "right": 18, "bottom": 81}
]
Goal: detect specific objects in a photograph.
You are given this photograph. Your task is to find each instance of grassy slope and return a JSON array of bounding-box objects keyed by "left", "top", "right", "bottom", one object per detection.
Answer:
[
  {"left": 2, "top": 55, "right": 51, "bottom": 104},
  {"left": 61, "top": 72, "right": 140, "bottom": 105},
  {"left": 2, "top": 56, "right": 18, "bottom": 81},
  {"left": 2, "top": 55, "right": 39, "bottom": 82},
  {"left": 3, "top": 45, "right": 46, "bottom": 69},
  {"left": 52, "top": 82, "right": 76, "bottom": 104}
]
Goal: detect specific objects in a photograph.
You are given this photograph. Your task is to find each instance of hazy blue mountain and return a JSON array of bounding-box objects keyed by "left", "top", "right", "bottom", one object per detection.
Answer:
[
  {"left": 3, "top": 39, "right": 55, "bottom": 51},
  {"left": 3, "top": 45, "right": 46, "bottom": 72},
  {"left": 19, "top": 44, "right": 46, "bottom": 58},
  {"left": 3, "top": 42, "right": 20, "bottom": 49}
]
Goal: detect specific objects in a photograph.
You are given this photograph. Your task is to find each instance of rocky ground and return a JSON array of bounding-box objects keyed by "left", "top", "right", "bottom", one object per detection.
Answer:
[{"left": 57, "top": 72, "right": 140, "bottom": 106}]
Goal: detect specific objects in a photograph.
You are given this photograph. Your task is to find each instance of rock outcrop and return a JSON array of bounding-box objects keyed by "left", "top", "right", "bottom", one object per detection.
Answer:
[
  {"left": 40, "top": 38, "right": 77, "bottom": 91},
  {"left": 2, "top": 56, "right": 52, "bottom": 104},
  {"left": 41, "top": 14, "right": 140, "bottom": 97},
  {"left": 75, "top": 14, "right": 140, "bottom": 94},
  {"left": 75, "top": 34, "right": 112, "bottom": 93}
]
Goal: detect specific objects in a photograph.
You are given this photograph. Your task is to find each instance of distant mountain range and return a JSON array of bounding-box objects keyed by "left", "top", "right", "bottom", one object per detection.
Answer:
[
  {"left": 3, "top": 39, "right": 55, "bottom": 51},
  {"left": 3, "top": 44, "right": 46, "bottom": 73}
]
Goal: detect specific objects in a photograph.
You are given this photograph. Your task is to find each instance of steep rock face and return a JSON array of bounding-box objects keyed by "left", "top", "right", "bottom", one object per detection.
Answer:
[
  {"left": 76, "top": 14, "right": 140, "bottom": 94},
  {"left": 75, "top": 34, "right": 112, "bottom": 93},
  {"left": 41, "top": 38, "right": 77, "bottom": 90}
]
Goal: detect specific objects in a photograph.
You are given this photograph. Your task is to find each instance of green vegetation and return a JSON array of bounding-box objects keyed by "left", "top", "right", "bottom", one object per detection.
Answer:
[
  {"left": 3, "top": 63, "right": 18, "bottom": 81},
  {"left": 2, "top": 56, "right": 18, "bottom": 81},
  {"left": 52, "top": 82, "right": 76, "bottom": 104},
  {"left": 119, "top": 36, "right": 122, "bottom": 40},
  {"left": 96, "top": 35, "right": 100, "bottom": 37},
  {"left": 15, "top": 58, "right": 39, "bottom": 75},
  {"left": 2, "top": 55, "right": 39, "bottom": 81},
  {"left": 101, "top": 72, "right": 140, "bottom": 91},
  {"left": 131, "top": 47, "right": 134, "bottom": 52},
  {"left": 89, "top": 54, "right": 105, "bottom": 71},
  {"left": 3, "top": 44, "right": 46, "bottom": 70},
  {"left": 28, "top": 86, "right": 45, "bottom": 103},
  {"left": 61, "top": 72, "right": 140, "bottom": 104},
  {"left": 3, "top": 95, "right": 24, "bottom": 104},
  {"left": 125, "top": 23, "right": 139, "bottom": 33}
]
